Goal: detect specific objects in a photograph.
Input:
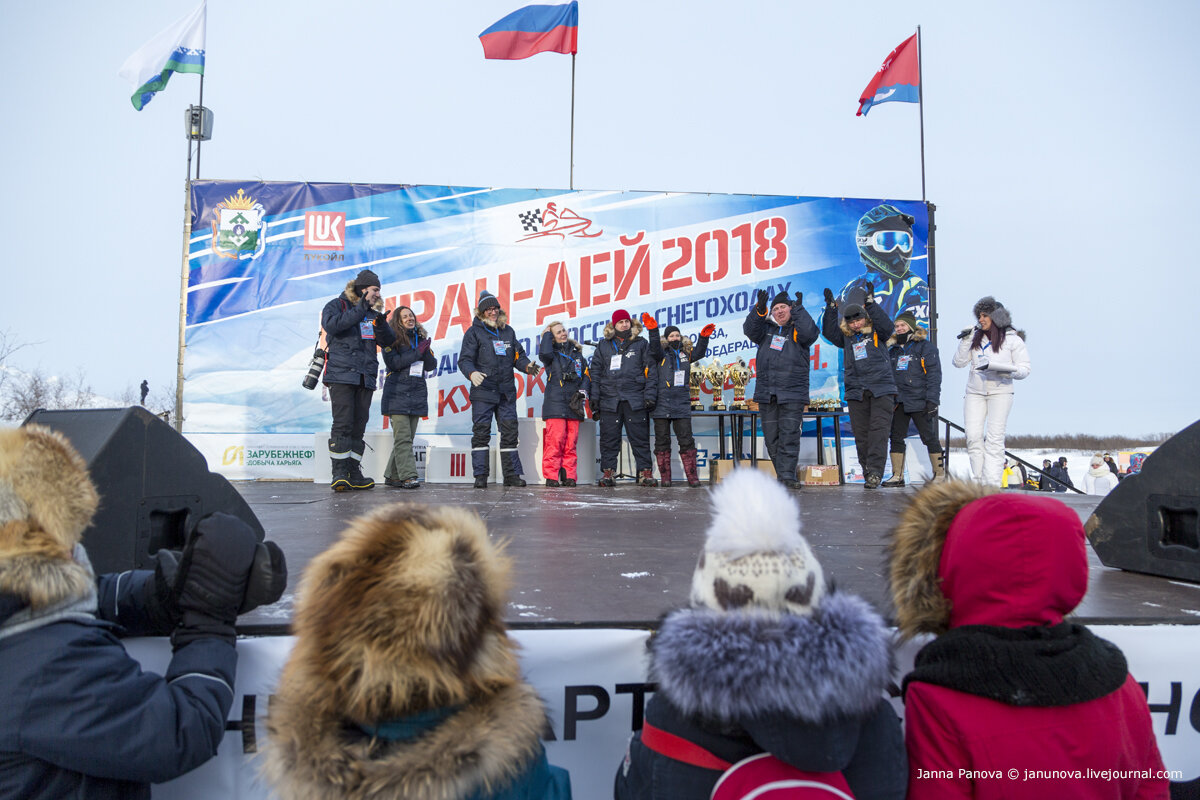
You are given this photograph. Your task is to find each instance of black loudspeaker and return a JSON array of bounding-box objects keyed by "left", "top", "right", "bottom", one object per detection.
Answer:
[
  {"left": 1085, "top": 418, "right": 1200, "bottom": 583},
  {"left": 22, "top": 407, "right": 264, "bottom": 575}
]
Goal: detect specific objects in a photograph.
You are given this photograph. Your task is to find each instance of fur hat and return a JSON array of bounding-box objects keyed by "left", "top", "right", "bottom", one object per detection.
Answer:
[
  {"left": 611, "top": 308, "right": 631, "bottom": 325},
  {"left": 477, "top": 290, "right": 501, "bottom": 313},
  {"left": 841, "top": 303, "right": 865, "bottom": 321},
  {"left": 691, "top": 469, "right": 825, "bottom": 616},
  {"left": 972, "top": 295, "right": 1012, "bottom": 329},
  {"left": 354, "top": 269, "right": 381, "bottom": 289}
]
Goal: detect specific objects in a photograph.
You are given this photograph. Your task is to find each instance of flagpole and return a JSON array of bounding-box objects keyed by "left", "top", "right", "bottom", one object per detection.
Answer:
[
  {"left": 917, "top": 25, "right": 926, "bottom": 202},
  {"left": 196, "top": 74, "right": 204, "bottom": 179},
  {"left": 569, "top": 53, "right": 576, "bottom": 190}
]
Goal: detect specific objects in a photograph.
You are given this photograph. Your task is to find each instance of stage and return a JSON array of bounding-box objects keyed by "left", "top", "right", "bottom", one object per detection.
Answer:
[{"left": 237, "top": 480, "right": 1200, "bottom": 632}]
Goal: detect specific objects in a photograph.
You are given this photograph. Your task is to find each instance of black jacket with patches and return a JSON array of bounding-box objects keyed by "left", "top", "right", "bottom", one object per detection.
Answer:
[
  {"left": 458, "top": 312, "right": 533, "bottom": 404},
  {"left": 887, "top": 326, "right": 942, "bottom": 413},
  {"left": 538, "top": 331, "right": 590, "bottom": 420},
  {"left": 647, "top": 328, "right": 709, "bottom": 419},
  {"left": 321, "top": 282, "right": 396, "bottom": 389},
  {"left": 822, "top": 302, "right": 897, "bottom": 401},
  {"left": 743, "top": 303, "right": 819, "bottom": 404},
  {"left": 589, "top": 320, "right": 658, "bottom": 413}
]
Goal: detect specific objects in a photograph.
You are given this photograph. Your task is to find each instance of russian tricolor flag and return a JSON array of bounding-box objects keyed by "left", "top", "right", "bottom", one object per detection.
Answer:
[
  {"left": 857, "top": 32, "right": 920, "bottom": 116},
  {"left": 479, "top": 2, "right": 578, "bottom": 60}
]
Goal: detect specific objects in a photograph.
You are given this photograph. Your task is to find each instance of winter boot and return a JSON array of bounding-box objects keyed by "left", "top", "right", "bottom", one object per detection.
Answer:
[
  {"left": 562, "top": 478, "right": 577, "bottom": 487},
  {"left": 545, "top": 479, "right": 561, "bottom": 487},
  {"left": 504, "top": 474, "right": 527, "bottom": 487},
  {"left": 864, "top": 472, "right": 882, "bottom": 489},
  {"left": 598, "top": 469, "right": 616, "bottom": 487},
  {"left": 474, "top": 475, "right": 489, "bottom": 489},
  {"left": 330, "top": 458, "right": 351, "bottom": 492},
  {"left": 655, "top": 451, "right": 673, "bottom": 487},
  {"left": 881, "top": 453, "right": 906, "bottom": 487},
  {"left": 346, "top": 442, "right": 375, "bottom": 490},
  {"left": 639, "top": 469, "right": 659, "bottom": 487},
  {"left": 931, "top": 452, "right": 945, "bottom": 480},
  {"left": 680, "top": 448, "right": 702, "bottom": 488},
  {"left": 500, "top": 449, "right": 526, "bottom": 487}
]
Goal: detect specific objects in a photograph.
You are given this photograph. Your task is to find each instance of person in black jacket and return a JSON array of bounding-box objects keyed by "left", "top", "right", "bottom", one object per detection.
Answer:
[
  {"left": 0, "top": 425, "right": 284, "bottom": 800},
  {"left": 822, "top": 285, "right": 897, "bottom": 488},
  {"left": 458, "top": 290, "right": 541, "bottom": 488},
  {"left": 642, "top": 313, "right": 713, "bottom": 487},
  {"left": 589, "top": 309, "right": 659, "bottom": 487},
  {"left": 320, "top": 269, "right": 396, "bottom": 491},
  {"left": 744, "top": 289, "right": 820, "bottom": 489},
  {"left": 613, "top": 468, "right": 906, "bottom": 800},
  {"left": 538, "top": 320, "right": 590, "bottom": 487},
  {"left": 379, "top": 306, "right": 436, "bottom": 490},
  {"left": 881, "top": 311, "right": 944, "bottom": 486}
]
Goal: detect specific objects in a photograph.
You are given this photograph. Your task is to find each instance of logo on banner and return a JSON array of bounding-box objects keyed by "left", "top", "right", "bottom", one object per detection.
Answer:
[
  {"left": 517, "top": 202, "right": 602, "bottom": 242},
  {"left": 304, "top": 211, "right": 345, "bottom": 250},
  {"left": 211, "top": 188, "right": 267, "bottom": 261},
  {"left": 450, "top": 452, "right": 467, "bottom": 477}
]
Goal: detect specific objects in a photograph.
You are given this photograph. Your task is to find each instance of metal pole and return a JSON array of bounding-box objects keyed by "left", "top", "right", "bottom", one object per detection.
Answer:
[
  {"left": 917, "top": 26, "right": 926, "bottom": 202},
  {"left": 569, "top": 53, "right": 576, "bottom": 190},
  {"left": 196, "top": 74, "right": 204, "bottom": 179},
  {"left": 175, "top": 174, "right": 192, "bottom": 432}
]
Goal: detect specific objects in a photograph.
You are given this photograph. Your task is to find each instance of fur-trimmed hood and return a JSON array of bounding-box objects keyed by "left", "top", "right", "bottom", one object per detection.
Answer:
[
  {"left": 661, "top": 335, "right": 694, "bottom": 357},
  {"left": 343, "top": 281, "right": 386, "bottom": 312},
  {"left": 650, "top": 591, "right": 893, "bottom": 724},
  {"left": 0, "top": 426, "right": 99, "bottom": 613},
  {"left": 839, "top": 317, "right": 876, "bottom": 338},
  {"left": 474, "top": 309, "right": 510, "bottom": 329},
  {"left": 886, "top": 325, "right": 928, "bottom": 347},
  {"left": 264, "top": 503, "right": 552, "bottom": 800},
  {"left": 602, "top": 319, "right": 644, "bottom": 340},
  {"left": 887, "top": 480, "right": 1089, "bottom": 639}
]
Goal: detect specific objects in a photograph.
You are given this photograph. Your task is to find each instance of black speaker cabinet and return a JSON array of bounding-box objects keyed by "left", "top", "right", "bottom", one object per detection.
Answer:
[
  {"left": 22, "top": 407, "right": 264, "bottom": 575},
  {"left": 1085, "top": 418, "right": 1200, "bottom": 583}
]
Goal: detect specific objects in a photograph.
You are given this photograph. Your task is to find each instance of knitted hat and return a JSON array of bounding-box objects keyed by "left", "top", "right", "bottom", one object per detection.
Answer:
[
  {"left": 611, "top": 309, "right": 631, "bottom": 324},
  {"left": 894, "top": 311, "right": 918, "bottom": 331},
  {"left": 842, "top": 303, "right": 865, "bottom": 321},
  {"left": 1090, "top": 455, "right": 1104, "bottom": 467},
  {"left": 354, "top": 269, "right": 381, "bottom": 289},
  {"left": 770, "top": 291, "right": 790, "bottom": 308},
  {"left": 477, "top": 290, "right": 501, "bottom": 313},
  {"left": 663, "top": 325, "right": 681, "bottom": 340},
  {"left": 691, "top": 469, "right": 825, "bottom": 616}
]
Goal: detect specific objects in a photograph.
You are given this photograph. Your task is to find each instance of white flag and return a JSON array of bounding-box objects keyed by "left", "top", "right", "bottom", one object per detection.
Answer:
[{"left": 119, "top": 1, "right": 206, "bottom": 110}]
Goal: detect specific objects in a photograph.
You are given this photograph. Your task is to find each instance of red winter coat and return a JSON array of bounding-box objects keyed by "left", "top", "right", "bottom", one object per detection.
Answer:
[{"left": 888, "top": 483, "right": 1168, "bottom": 800}]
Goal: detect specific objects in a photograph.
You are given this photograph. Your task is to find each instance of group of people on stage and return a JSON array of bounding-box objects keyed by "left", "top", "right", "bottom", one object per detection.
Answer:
[{"left": 318, "top": 269, "right": 1030, "bottom": 490}]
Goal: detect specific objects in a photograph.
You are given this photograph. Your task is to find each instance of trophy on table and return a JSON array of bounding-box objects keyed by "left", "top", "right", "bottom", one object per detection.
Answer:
[
  {"left": 688, "top": 363, "right": 706, "bottom": 411},
  {"left": 726, "top": 358, "right": 751, "bottom": 410},
  {"left": 703, "top": 361, "right": 727, "bottom": 411}
]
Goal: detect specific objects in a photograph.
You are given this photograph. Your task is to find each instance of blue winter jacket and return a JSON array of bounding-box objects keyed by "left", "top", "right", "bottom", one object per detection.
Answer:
[
  {"left": 321, "top": 284, "right": 396, "bottom": 389},
  {"left": 458, "top": 313, "right": 533, "bottom": 404},
  {"left": 647, "top": 327, "right": 710, "bottom": 419},
  {"left": 743, "top": 302, "right": 819, "bottom": 404},
  {"left": 380, "top": 325, "right": 437, "bottom": 417},
  {"left": 887, "top": 326, "right": 942, "bottom": 413},
  {"left": 0, "top": 570, "right": 236, "bottom": 800},
  {"left": 588, "top": 322, "right": 658, "bottom": 413},
  {"left": 822, "top": 301, "right": 898, "bottom": 401},
  {"left": 538, "top": 331, "right": 590, "bottom": 420}
]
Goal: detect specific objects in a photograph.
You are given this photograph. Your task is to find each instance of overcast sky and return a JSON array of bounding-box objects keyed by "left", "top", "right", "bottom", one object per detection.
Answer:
[{"left": 2, "top": 0, "right": 1197, "bottom": 436}]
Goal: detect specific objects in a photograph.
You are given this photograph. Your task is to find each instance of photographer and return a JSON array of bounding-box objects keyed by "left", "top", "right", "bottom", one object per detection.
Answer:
[
  {"left": 321, "top": 269, "right": 396, "bottom": 491},
  {"left": 0, "top": 425, "right": 285, "bottom": 799}
]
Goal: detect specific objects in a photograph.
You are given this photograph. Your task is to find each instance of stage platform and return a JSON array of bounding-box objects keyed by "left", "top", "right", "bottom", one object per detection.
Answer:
[{"left": 237, "top": 480, "right": 1200, "bottom": 632}]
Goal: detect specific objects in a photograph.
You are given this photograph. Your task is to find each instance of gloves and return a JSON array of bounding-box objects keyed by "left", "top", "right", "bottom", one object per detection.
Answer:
[
  {"left": 864, "top": 282, "right": 875, "bottom": 304},
  {"left": 640, "top": 312, "right": 658, "bottom": 331},
  {"left": 591, "top": 408, "right": 601, "bottom": 421},
  {"left": 756, "top": 290, "right": 769, "bottom": 313},
  {"left": 793, "top": 291, "right": 803, "bottom": 305},
  {"left": 925, "top": 402, "right": 939, "bottom": 415},
  {"left": 470, "top": 371, "right": 486, "bottom": 387},
  {"left": 700, "top": 323, "right": 715, "bottom": 338},
  {"left": 239, "top": 540, "right": 288, "bottom": 614},
  {"left": 568, "top": 391, "right": 586, "bottom": 418},
  {"left": 823, "top": 288, "right": 835, "bottom": 306},
  {"left": 416, "top": 339, "right": 431, "bottom": 355},
  {"left": 358, "top": 297, "right": 373, "bottom": 314},
  {"left": 170, "top": 513, "right": 257, "bottom": 649},
  {"left": 525, "top": 363, "right": 541, "bottom": 377},
  {"left": 645, "top": 400, "right": 656, "bottom": 413}
]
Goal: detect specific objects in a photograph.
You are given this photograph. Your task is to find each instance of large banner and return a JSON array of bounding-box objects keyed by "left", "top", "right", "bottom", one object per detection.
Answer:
[{"left": 185, "top": 183, "right": 930, "bottom": 439}]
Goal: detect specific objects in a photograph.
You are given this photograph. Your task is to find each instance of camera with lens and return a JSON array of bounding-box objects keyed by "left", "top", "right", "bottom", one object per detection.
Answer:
[{"left": 301, "top": 345, "right": 326, "bottom": 390}]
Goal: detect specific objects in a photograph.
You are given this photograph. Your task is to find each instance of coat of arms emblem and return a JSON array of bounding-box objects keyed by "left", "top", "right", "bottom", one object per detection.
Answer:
[{"left": 211, "top": 188, "right": 267, "bottom": 260}]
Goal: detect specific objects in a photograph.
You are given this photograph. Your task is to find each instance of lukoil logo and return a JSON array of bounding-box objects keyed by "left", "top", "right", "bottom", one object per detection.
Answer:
[{"left": 305, "top": 211, "right": 345, "bottom": 250}]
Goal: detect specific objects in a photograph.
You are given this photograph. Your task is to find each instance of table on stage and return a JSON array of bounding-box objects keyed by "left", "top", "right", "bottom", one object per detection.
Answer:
[{"left": 692, "top": 407, "right": 848, "bottom": 484}]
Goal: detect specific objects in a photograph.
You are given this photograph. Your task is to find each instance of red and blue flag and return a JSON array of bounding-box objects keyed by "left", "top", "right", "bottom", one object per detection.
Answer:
[
  {"left": 479, "top": 2, "right": 578, "bottom": 60},
  {"left": 857, "top": 32, "right": 919, "bottom": 116}
]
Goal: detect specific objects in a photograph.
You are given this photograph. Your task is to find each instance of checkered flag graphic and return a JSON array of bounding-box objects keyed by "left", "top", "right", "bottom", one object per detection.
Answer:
[{"left": 519, "top": 208, "right": 542, "bottom": 232}]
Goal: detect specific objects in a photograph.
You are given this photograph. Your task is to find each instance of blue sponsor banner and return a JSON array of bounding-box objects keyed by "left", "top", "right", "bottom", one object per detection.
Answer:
[{"left": 184, "top": 182, "right": 929, "bottom": 435}]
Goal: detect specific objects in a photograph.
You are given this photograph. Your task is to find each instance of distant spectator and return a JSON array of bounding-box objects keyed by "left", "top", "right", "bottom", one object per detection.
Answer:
[
  {"left": 1083, "top": 455, "right": 1118, "bottom": 496},
  {"left": 139, "top": 379, "right": 149, "bottom": 406},
  {"left": 1001, "top": 460, "right": 1013, "bottom": 488},
  {"left": 1056, "top": 456, "right": 1074, "bottom": 492},
  {"left": 1103, "top": 453, "right": 1120, "bottom": 478},
  {"left": 1037, "top": 459, "right": 1056, "bottom": 492}
]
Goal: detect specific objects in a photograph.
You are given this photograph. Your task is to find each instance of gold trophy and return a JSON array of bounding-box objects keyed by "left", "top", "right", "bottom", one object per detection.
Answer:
[
  {"left": 726, "top": 358, "right": 751, "bottom": 410},
  {"left": 703, "top": 361, "right": 727, "bottom": 411},
  {"left": 688, "top": 363, "right": 705, "bottom": 411}
]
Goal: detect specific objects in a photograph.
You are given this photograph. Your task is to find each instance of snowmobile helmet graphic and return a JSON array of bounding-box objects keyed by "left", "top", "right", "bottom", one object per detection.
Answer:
[{"left": 856, "top": 204, "right": 916, "bottom": 280}]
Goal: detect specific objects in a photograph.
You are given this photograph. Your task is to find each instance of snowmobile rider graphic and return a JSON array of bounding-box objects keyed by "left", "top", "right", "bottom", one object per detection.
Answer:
[{"left": 839, "top": 204, "right": 929, "bottom": 328}]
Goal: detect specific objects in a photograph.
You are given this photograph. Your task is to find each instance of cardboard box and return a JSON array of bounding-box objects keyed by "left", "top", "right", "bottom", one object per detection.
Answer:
[
  {"left": 710, "top": 458, "right": 788, "bottom": 485},
  {"left": 800, "top": 465, "right": 841, "bottom": 486}
]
